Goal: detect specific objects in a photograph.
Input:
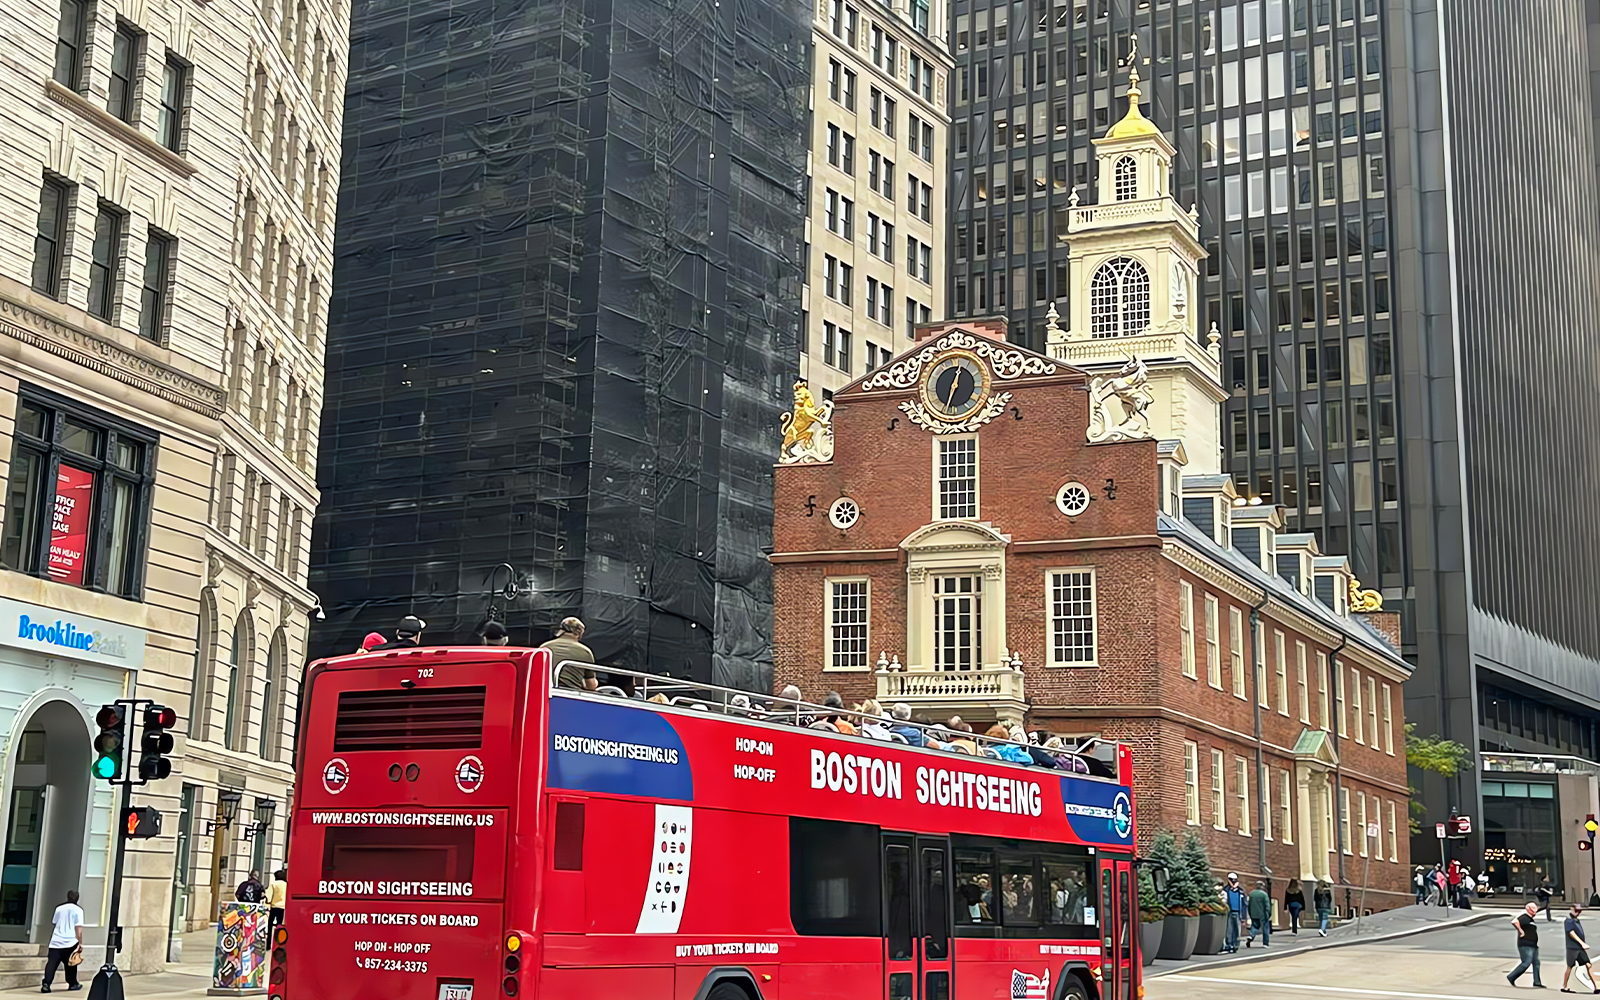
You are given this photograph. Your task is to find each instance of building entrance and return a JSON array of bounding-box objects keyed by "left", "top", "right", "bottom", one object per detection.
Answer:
[{"left": 0, "top": 699, "right": 90, "bottom": 944}]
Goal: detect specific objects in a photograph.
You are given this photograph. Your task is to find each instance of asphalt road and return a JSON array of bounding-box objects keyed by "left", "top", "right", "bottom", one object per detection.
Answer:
[{"left": 1151, "top": 918, "right": 1600, "bottom": 1000}]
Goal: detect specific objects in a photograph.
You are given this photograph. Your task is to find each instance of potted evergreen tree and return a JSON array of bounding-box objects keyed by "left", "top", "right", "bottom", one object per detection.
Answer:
[
  {"left": 1150, "top": 832, "right": 1201, "bottom": 960},
  {"left": 1183, "top": 833, "right": 1228, "bottom": 955},
  {"left": 1137, "top": 868, "right": 1166, "bottom": 966}
]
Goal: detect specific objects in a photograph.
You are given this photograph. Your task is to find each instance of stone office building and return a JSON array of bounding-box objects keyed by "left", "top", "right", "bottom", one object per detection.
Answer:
[
  {"left": 771, "top": 76, "right": 1412, "bottom": 907},
  {"left": 0, "top": 0, "right": 347, "bottom": 976}
]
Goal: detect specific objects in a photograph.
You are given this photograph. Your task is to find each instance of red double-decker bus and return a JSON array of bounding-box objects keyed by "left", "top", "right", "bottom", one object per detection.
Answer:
[{"left": 278, "top": 647, "right": 1147, "bottom": 1000}]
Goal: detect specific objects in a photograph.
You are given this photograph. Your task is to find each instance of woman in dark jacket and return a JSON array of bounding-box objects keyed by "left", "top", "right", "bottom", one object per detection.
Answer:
[
  {"left": 1284, "top": 879, "right": 1306, "bottom": 935},
  {"left": 1313, "top": 882, "right": 1335, "bottom": 937}
]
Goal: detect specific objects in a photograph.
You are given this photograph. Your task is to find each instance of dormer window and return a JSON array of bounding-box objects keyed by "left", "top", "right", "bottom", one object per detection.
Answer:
[{"left": 1114, "top": 155, "right": 1138, "bottom": 201}]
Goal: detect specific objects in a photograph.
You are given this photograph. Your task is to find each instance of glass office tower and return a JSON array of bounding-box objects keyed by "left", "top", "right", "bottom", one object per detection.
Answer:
[{"left": 947, "top": 0, "right": 1600, "bottom": 863}]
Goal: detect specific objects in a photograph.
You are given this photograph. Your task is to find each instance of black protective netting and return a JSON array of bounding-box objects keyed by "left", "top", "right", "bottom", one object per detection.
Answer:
[{"left": 310, "top": 0, "right": 810, "bottom": 691}]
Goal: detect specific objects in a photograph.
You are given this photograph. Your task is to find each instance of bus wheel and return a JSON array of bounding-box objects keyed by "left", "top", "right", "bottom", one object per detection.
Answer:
[
  {"left": 704, "top": 981, "right": 751, "bottom": 1000},
  {"left": 1059, "top": 975, "right": 1089, "bottom": 1000}
]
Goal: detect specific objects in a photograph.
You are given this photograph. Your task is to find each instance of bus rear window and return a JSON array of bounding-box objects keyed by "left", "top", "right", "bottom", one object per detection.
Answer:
[
  {"left": 333, "top": 685, "right": 486, "bottom": 752},
  {"left": 321, "top": 826, "right": 475, "bottom": 884}
]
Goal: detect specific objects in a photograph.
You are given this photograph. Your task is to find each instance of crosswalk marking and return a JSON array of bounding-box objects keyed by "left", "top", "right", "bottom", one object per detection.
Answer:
[{"left": 1164, "top": 973, "right": 1527, "bottom": 1000}]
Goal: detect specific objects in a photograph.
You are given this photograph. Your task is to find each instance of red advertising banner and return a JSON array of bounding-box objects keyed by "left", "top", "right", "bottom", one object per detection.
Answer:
[{"left": 48, "top": 464, "right": 94, "bottom": 585}]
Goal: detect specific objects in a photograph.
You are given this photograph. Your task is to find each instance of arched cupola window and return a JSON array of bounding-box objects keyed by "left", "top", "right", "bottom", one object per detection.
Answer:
[
  {"left": 1113, "top": 155, "right": 1138, "bottom": 201},
  {"left": 1089, "top": 256, "right": 1152, "bottom": 337}
]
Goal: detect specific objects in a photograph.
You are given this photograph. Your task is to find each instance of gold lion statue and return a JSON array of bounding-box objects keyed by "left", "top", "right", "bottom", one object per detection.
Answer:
[
  {"left": 1348, "top": 577, "right": 1383, "bottom": 613},
  {"left": 778, "top": 380, "right": 834, "bottom": 464}
]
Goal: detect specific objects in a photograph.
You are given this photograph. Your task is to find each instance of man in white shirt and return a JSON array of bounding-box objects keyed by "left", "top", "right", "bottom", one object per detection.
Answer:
[{"left": 41, "top": 889, "right": 84, "bottom": 992}]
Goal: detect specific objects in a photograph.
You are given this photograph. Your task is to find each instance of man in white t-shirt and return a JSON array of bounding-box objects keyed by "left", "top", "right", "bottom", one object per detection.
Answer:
[{"left": 41, "top": 890, "right": 84, "bottom": 992}]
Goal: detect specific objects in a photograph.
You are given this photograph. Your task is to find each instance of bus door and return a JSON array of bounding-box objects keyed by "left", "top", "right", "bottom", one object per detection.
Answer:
[
  {"left": 883, "top": 833, "right": 952, "bottom": 1000},
  {"left": 1098, "top": 858, "right": 1135, "bottom": 1000}
]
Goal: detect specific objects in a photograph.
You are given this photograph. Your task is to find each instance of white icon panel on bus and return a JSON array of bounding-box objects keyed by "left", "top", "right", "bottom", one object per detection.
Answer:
[
  {"left": 323, "top": 757, "right": 350, "bottom": 795},
  {"left": 455, "top": 755, "right": 484, "bottom": 793},
  {"left": 636, "top": 804, "right": 692, "bottom": 933}
]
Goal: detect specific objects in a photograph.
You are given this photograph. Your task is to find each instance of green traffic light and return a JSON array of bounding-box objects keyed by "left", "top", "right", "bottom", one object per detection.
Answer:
[{"left": 93, "top": 754, "right": 118, "bottom": 779}]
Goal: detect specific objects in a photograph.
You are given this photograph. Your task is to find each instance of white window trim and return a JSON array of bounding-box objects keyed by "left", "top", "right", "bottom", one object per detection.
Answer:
[
  {"left": 1045, "top": 566, "right": 1099, "bottom": 667},
  {"left": 1255, "top": 627, "right": 1269, "bottom": 709},
  {"left": 1183, "top": 741, "right": 1200, "bottom": 825},
  {"left": 1296, "top": 641, "right": 1310, "bottom": 723},
  {"left": 1261, "top": 762, "right": 1273, "bottom": 841},
  {"left": 1358, "top": 793, "right": 1369, "bottom": 857},
  {"left": 932, "top": 433, "right": 980, "bottom": 521},
  {"left": 1336, "top": 658, "right": 1348, "bottom": 736},
  {"left": 1279, "top": 769, "right": 1293, "bottom": 845},
  {"left": 1230, "top": 607, "right": 1246, "bottom": 699},
  {"left": 1340, "top": 786, "right": 1352, "bottom": 854},
  {"left": 1274, "top": 629, "right": 1289, "bottom": 715},
  {"left": 1351, "top": 666, "right": 1364, "bottom": 744},
  {"left": 1205, "top": 595, "right": 1222, "bottom": 689},
  {"left": 1386, "top": 799, "right": 1398, "bottom": 861},
  {"left": 1382, "top": 683, "right": 1395, "bottom": 755},
  {"left": 1318, "top": 650, "right": 1330, "bottom": 730},
  {"left": 1235, "top": 757, "right": 1250, "bottom": 836},
  {"left": 1368, "top": 676, "right": 1379, "bottom": 748},
  {"left": 1180, "top": 581, "right": 1196, "bottom": 679},
  {"left": 1211, "top": 748, "right": 1227, "bottom": 830},
  {"left": 824, "top": 575, "right": 872, "bottom": 672}
]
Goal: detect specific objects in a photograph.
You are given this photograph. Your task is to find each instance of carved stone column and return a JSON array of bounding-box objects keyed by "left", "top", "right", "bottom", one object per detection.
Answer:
[
  {"left": 906, "top": 566, "right": 928, "bottom": 670},
  {"left": 980, "top": 562, "right": 1006, "bottom": 670}
]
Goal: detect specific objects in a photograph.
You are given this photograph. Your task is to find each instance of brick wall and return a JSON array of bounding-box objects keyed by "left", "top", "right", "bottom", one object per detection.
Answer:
[{"left": 770, "top": 329, "right": 1414, "bottom": 912}]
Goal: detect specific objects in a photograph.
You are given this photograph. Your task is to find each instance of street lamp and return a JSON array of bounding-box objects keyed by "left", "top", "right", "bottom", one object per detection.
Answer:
[
  {"left": 204, "top": 790, "right": 242, "bottom": 836},
  {"left": 243, "top": 798, "right": 277, "bottom": 841}
]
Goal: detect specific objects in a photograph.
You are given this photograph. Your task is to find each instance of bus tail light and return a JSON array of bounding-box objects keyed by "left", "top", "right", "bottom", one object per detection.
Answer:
[{"left": 502, "top": 931, "right": 528, "bottom": 994}]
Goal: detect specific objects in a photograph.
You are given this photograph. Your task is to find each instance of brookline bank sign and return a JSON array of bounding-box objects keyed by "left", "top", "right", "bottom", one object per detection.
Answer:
[{"left": 0, "top": 597, "right": 145, "bottom": 670}]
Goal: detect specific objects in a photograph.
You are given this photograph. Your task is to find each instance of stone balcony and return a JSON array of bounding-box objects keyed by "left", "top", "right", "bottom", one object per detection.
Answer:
[
  {"left": 1047, "top": 325, "right": 1220, "bottom": 378},
  {"left": 874, "top": 661, "right": 1028, "bottom": 725},
  {"left": 1066, "top": 197, "right": 1199, "bottom": 237}
]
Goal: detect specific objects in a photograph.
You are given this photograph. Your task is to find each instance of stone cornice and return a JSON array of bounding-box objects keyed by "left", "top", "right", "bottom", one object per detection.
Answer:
[
  {"left": 45, "top": 79, "right": 199, "bottom": 179},
  {"left": 769, "top": 548, "right": 901, "bottom": 565},
  {"left": 0, "top": 295, "right": 225, "bottom": 417}
]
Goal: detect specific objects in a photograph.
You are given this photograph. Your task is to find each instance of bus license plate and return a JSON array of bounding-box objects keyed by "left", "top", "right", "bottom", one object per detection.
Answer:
[{"left": 438, "top": 986, "right": 473, "bottom": 1000}]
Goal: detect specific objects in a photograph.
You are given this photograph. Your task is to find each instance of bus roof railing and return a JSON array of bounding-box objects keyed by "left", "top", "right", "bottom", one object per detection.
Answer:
[{"left": 549, "top": 658, "right": 1119, "bottom": 776}]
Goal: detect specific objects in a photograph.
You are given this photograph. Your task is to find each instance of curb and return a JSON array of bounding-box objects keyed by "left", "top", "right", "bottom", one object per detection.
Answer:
[{"left": 1148, "top": 909, "right": 1503, "bottom": 976}]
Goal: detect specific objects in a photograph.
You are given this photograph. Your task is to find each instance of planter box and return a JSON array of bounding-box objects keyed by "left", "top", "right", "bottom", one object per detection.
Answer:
[
  {"left": 1140, "top": 919, "right": 1163, "bottom": 966},
  {"left": 1193, "top": 912, "right": 1226, "bottom": 955},
  {"left": 1157, "top": 914, "right": 1199, "bottom": 961}
]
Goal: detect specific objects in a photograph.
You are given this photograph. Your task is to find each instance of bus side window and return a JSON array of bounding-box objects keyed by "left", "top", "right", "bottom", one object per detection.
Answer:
[
  {"left": 554, "top": 802, "right": 584, "bottom": 871},
  {"left": 1041, "top": 858, "right": 1090, "bottom": 925},
  {"left": 953, "top": 849, "right": 995, "bottom": 925}
]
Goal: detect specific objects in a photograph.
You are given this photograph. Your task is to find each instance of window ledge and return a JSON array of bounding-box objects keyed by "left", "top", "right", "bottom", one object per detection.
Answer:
[
  {"left": 822, "top": 665, "right": 872, "bottom": 673},
  {"left": 45, "top": 80, "right": 198, "bottom": 179}
]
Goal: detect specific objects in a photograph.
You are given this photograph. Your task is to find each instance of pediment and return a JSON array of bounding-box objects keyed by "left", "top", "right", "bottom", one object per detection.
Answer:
[
  {"left": 900, "top": 521, "right": 1012, "bottom": 553},
  {"left": 1291, "top": 728, "right": 1340, "bottom": 768}
]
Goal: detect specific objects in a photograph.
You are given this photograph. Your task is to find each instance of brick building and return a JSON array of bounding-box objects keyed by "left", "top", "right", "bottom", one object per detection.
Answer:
[{"left": 771, "top": 65, "right": 1412, "bottom": 910}]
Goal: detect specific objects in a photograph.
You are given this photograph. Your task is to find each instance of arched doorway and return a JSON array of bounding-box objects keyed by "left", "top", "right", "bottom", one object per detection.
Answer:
[{"left": 0, "top": 698, "right": 91, "bottom": 944}]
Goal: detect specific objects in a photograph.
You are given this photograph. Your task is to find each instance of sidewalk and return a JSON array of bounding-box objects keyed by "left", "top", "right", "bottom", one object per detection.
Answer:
[
  {"left": 1147, "top": 901, "right": 1506, "bottom": 977},
  {"left": 8, "top": 930, "right": 218, "bottom": 1000}
]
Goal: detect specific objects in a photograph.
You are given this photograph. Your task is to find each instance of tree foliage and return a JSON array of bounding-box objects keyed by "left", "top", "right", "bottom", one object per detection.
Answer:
[
  {"left": 1148, "top": 831, "right": 1203, "bottom": 914},
  {"left": 1404, "top": 722, "right": 1472, "bottom": 832},
  {"left": 1181, "top": 832, "right": 1227, "bottom": 914}
]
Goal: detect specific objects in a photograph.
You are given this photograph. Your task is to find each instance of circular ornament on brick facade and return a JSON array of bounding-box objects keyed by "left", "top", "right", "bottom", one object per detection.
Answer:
[
  {"left": 829, "top": 497, "right": 861, "bottom": 530},
  {"left": 1055, "top": 482, "right": 1091, "bottom": 517}
]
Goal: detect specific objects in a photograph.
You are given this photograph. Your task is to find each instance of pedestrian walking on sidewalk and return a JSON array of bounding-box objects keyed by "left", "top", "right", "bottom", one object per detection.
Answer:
[
  {"left": 267, "top": 869, "right": 288, "bottom": 929},
  {"left": 1284, "top": 879, "right": 1306, "bottom": 935},
  {"left": 1509, "top": 901, "right": 1547, "bottom": 989},
  {"left": 1314, "top": 882, "right": 1334, "bottom": 937},
  {"left": 1414, "top": 867, "right": 1428, "bottom": 905},
  {"left": 1246, "top": 881, "right": 1272, "bottom": 947},
  {"left": 40, "top": 890, "right": 83, "bottom": 992},
  {"left": 1562, "top": 904, "right": 1599, "bottom": 993},
  {"left": 1223, "top": 874, "right": 1248, "bottom": 953},
  {"left": 1541, "top": 881, "right": 1557, "bottom": 923}
]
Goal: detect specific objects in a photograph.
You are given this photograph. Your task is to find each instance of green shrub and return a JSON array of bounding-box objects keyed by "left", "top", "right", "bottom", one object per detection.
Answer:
[
  {"left": 1148, "top": 831, "right": 1204, "bottom": 916},
  {"left": 1181, "top": 832, "right": 1229, "bottom": 915}
]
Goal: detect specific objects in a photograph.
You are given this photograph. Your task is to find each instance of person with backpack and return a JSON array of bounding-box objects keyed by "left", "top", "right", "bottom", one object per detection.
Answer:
[
  {"left": 1246, "top": 881, "right": 1273, "bottom": 948},
  {"left": 1314, "top": 881, "right": 1334, "bottom": 937},
  {"left": 1223, "top": 873, "right": 1248, "bottom": 953}
]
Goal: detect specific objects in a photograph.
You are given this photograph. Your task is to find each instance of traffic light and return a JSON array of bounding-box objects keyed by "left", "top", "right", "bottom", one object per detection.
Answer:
[
  {"left": 123, "top": 806, "right": 162, "bottom": 839},
  {"left": 93, "top": 704, "right": 126, "bottom": 781},
  {"left": 138, "top": 704, "right": 176, "bottom": 781}
]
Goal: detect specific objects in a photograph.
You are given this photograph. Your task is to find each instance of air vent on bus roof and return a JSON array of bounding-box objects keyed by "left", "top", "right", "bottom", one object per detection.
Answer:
[{"left": 332, "top": 686, "right": 487, "bottom": 752}]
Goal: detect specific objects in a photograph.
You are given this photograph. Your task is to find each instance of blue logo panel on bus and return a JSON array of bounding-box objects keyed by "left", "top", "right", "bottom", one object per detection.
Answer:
[
  {"left": 547, "top": 698, "right": 694, "bottom": 801},
  {"left": 1060, "top": 776, "right": 1133, "bottom": 845}
]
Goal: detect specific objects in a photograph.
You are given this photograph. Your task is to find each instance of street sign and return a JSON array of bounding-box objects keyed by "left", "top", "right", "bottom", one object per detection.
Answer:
[
  {"left": 1436, "top": 822, "right": 1446, "bottom": 839},
  {"left": 1367, "top": 822, "right": 1381, "bottom": 839},
  {"left": 1454, "top": 815, "right": 1472, "bottom": 835}
]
